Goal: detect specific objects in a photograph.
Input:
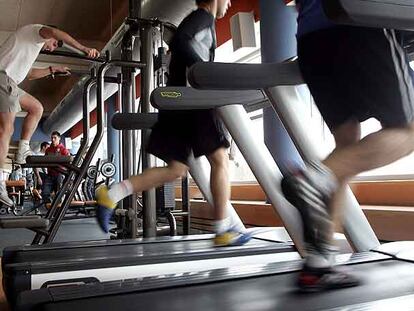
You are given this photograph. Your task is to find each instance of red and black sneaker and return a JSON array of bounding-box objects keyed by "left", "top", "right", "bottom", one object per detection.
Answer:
[{"left": 297, "top": 265, "right": 361, "bottom": 292}]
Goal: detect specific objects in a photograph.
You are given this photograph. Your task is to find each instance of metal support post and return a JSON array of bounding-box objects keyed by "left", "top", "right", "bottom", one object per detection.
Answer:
[
  {"left": 140, "top": 22, "right": 157, "bottom": 238},
  {"left": 120, "top": 29, "right": 139, "bottom": 238}
]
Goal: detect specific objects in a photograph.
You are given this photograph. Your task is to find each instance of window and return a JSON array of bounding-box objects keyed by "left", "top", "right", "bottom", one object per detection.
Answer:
[{"left": 74, "top": 125, "right": 108, "bottom": 166}]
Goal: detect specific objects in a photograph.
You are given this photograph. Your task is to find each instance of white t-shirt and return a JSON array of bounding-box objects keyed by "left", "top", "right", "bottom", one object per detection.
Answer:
[{"left": 0, "top": 24, "right": 47, "bottom": 84}]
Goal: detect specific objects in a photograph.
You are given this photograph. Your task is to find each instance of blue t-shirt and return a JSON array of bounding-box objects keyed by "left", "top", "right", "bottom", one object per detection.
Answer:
[{"left": 296, "top": 0, "right": 335, "bottom": 37}]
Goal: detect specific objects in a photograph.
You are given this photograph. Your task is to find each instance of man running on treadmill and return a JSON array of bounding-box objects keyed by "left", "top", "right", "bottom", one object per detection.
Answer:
[
  {"left": 96, "top": 0, "right": 250, "bottom": 247},
  {"left": 0, "top": 24, "right": 100, "bottom": 208},
  {"left": 281, "top": 0, "right": 414, "bottom": 291}
]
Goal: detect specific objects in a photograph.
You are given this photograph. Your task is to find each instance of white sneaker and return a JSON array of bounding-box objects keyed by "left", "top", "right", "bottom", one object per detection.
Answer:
[
  {"left": 0, "top": 182, "right": 14, "bottom": 207},
  {"left": 15, "top": 148, "right": 32, "bottom": 165}
]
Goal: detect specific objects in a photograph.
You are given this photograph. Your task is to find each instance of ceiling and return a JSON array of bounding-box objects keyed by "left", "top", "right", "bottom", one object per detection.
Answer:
[
  {"left": 1, "top": 0, "right": 112, "bottom": 40},
  {"left": 0, "top": 0, "right": 128, "bottom": 114}
]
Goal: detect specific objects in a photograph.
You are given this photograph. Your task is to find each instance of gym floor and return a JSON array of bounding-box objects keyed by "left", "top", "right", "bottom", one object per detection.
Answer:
[
  {"left": 0, "top": 218, "right": 109, "bottom": 252},
  {"left": 0, "top": 213, "right": 109, "bottom": 311}
]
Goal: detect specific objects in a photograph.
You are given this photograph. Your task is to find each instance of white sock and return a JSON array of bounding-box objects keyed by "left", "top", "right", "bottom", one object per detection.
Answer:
[
  {"left": 305, "top": 243, "right": 337, "bottom": 269},
  {"left": 18, "top": 140, "right": 30, "bottom": 152},
  {"left": 227, "top": 208, "right": 246, "bottom": 233},
  {"left": 214, "top": 217, "right": 231, "bottom": 235},
  {"left": 107, "top": 180, "right": 134, "bottom": 203}
]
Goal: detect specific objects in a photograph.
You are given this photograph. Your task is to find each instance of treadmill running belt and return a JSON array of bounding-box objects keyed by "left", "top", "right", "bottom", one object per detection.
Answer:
[
  {"left": 4, "top": 237, "right": 287, "bottom": 267},
  {"left": 16, "top": 256, "right": 414, "bottom": 311}
]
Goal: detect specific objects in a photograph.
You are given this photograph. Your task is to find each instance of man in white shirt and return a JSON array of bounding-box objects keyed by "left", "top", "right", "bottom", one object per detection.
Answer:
[{"left": 0, "top": 24, "right": 99, "bottom": 207}]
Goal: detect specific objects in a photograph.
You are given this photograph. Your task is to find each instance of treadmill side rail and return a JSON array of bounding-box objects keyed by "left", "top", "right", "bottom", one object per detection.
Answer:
[{"left": 322, "top": 0, "right": 414, "bottom": 31}]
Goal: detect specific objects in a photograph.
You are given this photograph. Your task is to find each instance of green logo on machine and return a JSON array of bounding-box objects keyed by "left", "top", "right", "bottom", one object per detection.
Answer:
[{"left": 160, "top": 91, "right": 182, "bottom": 99}]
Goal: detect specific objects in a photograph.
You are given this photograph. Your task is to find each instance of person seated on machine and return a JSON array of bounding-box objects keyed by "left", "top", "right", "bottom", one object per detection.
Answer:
[
  {"left": 281, "top": 0, "right": 414, "bottom": 292},
  {"left": 0, "top": 24, "right": 100, "bottom": 208},
  {"left": 34, "top": 141, "right": 50, "bottom": 195},
  {"left": 42, "top": 131, "right": 69, "bottom": 204},
  {"left": 96, "top": 0, "right": 250, "bottom": 247}
]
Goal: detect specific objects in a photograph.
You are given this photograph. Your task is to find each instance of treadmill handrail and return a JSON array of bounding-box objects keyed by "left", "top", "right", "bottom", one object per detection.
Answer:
[
  {"left": 25, "top": 155, "right": 72, "bottom": 165},
  {"left": 322, "top": 0, "right": 414, "bottom": 31},
  {"left": 40, "top": 49, "right": 106, "bottom": 63},
  {"left": 188, "top": 59, "right": 303, "bottom": 90},
  {"left": 112, "top": 112, "right": 159, "bottom": 130},
  {"left": 151, "top": 88, "right": 268, "bottom": 110},
  {"left": 0, "top": 216, "right": 49, "bottom": 229}
]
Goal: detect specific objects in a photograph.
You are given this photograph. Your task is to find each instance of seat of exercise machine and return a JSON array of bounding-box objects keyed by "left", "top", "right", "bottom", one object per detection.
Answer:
[
  {"left": 322, "top": 0, "right": 414, "bottom": 31},
  {"left": 5, "top": 180, "right": 25, "bottom": 188},
  {"left": 151, "top": 87, "right": 268, "bottom": 110},
  {"left": 25, "top": 155, "right": 72, "bottom": 165},
  {"left": 0, "top": 215, "right": 49, "bottom": 229},
  {"left": 187, "top": 59, "right": 303, "bottom": 91},
  {"left": 112, "top": 112, "right": 158, "bottom": 130}
]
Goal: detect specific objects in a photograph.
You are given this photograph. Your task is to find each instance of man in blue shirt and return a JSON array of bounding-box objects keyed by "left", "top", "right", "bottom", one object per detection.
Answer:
[{"left": 282, "top": 0, "right": 414, "bottom": 291}]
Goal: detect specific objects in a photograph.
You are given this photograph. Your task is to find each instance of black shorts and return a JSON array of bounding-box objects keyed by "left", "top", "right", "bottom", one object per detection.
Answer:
[
  {"left": 298, "top": 26, "right": 414, "bottom": 131},
  {"left": 147, "top": 109, "right": 230, "bottom": 165}
]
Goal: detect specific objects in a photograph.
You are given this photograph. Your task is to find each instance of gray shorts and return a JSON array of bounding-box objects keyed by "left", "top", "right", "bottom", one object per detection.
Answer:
[{"left": 0, "top": 71, "right": 25, "bottom": 113}]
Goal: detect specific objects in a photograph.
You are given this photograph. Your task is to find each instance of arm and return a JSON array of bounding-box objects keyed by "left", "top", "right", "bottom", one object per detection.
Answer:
[
  {"left": 34, "top": 167, "right": 41, "bottom": 180},
  {"left": 26, "top": 66, "right": 70, "bottom": 80},
  {"left": 39, "top": 27, "right": 100, "bottom": 58},
  {"left": 174, "top": 32, "right": 204, "bottom": 67},
  {"left": 34, "top": 168, "right": 42, "bottom": 186},
  {"left": 61, "top": 147, "right": 73, "bottom": 162},
  {"left": 61, "top": 147, "right": 70, "bottom": 156},
  {"left": 172, "top": 14, "right": 213, "bottom": 67}
]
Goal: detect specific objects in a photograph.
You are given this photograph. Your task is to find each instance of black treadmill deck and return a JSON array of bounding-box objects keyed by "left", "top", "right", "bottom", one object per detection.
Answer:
[
  {"left": 33, "top": 260, "right": 414, "bottom": 311},
  {"left": 16, "top": 252, "right": 414, "bottom": 311}
]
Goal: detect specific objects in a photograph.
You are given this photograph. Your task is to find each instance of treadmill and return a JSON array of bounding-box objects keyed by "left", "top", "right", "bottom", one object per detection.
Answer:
[
  {"left": 2, "top": 87, "right": 306, "bottom": 306},
  {"left": 14, "top": 252, "right": 414, "bottom": 311},
  {"left": 10, "top": 0, "right": 414, "bottom": 309},
  {"left": 2, "top": 232, "right": 299, "bottom": 305}
]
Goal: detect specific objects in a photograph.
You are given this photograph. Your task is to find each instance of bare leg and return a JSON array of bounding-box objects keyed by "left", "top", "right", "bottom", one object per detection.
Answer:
[
  {"left": 128, "top": 160, "right": 189, "bottom": 193},
  {"left": 207, "top": 148, "right": 249, "bottom": 245},
  {"left": 19, "top": 93, "right": 43, "bottom": 141},
  {"left": 207, "top": 147, "right": 230, "bottom": 221},
  {"left": 323, "top": 121, "right": 414, "bottom": 250},
  {"left": 0, "top": 112, "right": 16, "bottom": 171},
  {"left": 0, "top": 112, "right": 16, "bottom": 206},
  {"left": 324, "top": 119, "right": 361, "bottom": 236},
  {"left": 324, "top": 123, "right": 414, "bottom": 182}
]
